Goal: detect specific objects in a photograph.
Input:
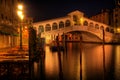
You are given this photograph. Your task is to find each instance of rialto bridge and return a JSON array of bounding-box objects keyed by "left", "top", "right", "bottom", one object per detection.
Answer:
[{"left": 33, "top": 10, "right": 115, "bottom": 44}]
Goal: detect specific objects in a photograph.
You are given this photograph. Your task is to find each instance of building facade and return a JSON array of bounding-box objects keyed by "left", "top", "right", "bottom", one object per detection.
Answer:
[
  {"left": 90, "top": 9, "right": 110, "bottom": 25},
  {"left": 90, "top": 0, "right": 120, "bottom": 33},
  {"left": 0, "top": 0, "right": 23, "bottom": 48}
]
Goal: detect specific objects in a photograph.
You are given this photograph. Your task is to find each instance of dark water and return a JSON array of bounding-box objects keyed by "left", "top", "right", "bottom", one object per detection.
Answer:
[
  {"left": 0, "top": 43, "right": 120, "bottom": 80},
  {"left": 32, "top": 43, "right": 120, "bottom": 80}
]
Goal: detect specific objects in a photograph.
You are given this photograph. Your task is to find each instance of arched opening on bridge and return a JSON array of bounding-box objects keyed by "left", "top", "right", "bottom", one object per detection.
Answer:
[
  {"left": 52, "top": 22, "right": 58, "bottom": 30},
  {"left": 100, "top": 26, "right": 104, "bottom": 30},
  {"left": 38, "top": 25, "right": 44, "bottom": 33},
  {"left": 45, "top": 24, "right": 51, "bottom": 31},
  {"left": 89, "top": 22, "right": 94, "bottom": 27},
  {"left": 95, "top": 24, "right": 99, "bottom": 29},
  {"left": 110, "top": 28, "right": 114, "bottom": 33},
  {"left": 83, "top": 21, "right": 88, "bottom": 26},
  {"left": 65, "top": 20, "right": 71, "bottom": 27},
  {"left": 105, "top": 27, "right": 110, "bottom": 32},
  {"left": 73, "top": 15, "right": 79, "bottom": 25},
  {"left": 59, "top": 21, "right": 64, "bottom": 28}
]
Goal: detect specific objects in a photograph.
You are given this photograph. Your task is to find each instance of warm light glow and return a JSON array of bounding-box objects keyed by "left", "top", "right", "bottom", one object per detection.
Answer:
[
  {"left": 117, "top": 28, "right": 120, "bottom": 33},
  {"left": 18, "top": 4, "right": 23, "bottom": 10},
  {"left": 19, "top": 14, "right": 24, "bottom": 20},
  {"left": 17, "top": 10, "right": 23, "bottom": 15},
  {"left": 17, "top": 4, "right": 24, "bottom": 20},
  {"left": 80, "top": 17, "right": 83, "bottom": 25},
  {"left": 25, "top": 26, "right": 27, "bottom": 29}
]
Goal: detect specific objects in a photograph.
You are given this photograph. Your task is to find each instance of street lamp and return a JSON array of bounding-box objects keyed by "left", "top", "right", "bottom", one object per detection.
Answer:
[{"left": 17, "top": 4, "right": 24, "bottom": 50}]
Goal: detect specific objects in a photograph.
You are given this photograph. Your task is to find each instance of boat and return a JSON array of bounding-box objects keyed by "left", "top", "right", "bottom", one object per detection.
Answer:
[{"left": 50, "top": 41, "right": 64, "bottom": 52}]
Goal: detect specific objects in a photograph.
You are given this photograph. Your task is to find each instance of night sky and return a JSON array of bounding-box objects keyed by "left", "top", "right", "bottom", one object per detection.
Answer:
[{"left": 23, "top": 0, "right": 116, "bottom": 22}]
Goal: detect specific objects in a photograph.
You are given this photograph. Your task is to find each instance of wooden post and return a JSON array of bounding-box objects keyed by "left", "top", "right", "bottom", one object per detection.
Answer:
[
  {"left": 28, "top": 26, "right": 37, "bottom": 80},
  {"left": 102, "top": 42, "right": 106, "bottom": 80},
  {"left": 63, "top": 32, "right": 66, "bottom": 53},
  {"left": 80, "top": 33, "right": 82, "bottom": 80},
  {"left": 103, "top": 29, "right": 105, "bottom": 44},
  {"left": 57, "top": 33, "right": 63, "bottom": 80}
]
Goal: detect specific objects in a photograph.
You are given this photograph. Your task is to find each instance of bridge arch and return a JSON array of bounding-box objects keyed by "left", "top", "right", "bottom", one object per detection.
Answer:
[
  {"left": 38, "top": 25, "right": 44, "bottom": 33},
  {"left": 59, "top": 21, "right": 64, "bottom": 28},
  {"left": 100, "top": 26, "right": 104, "bottom": 30},
  {"left": 89, "top": 22, "right": 94, "bottom": 27},
  {"left": 52, "top": 22, "right": 58, "bottom": 30},
  {"left": 83, "top": 20, "right": 88, "bottom": 26},
  {"left": 95, "top": 24, "right": 99, "bottom": 29},
  {"left": 45, "top": 24, "right": 51, "bottom": 31},
  {"left": 65, "top": 20, "right": 71, "bottom": 27},
  {"left": 105, "top": 27, "right": 110, "bottom": 32}
]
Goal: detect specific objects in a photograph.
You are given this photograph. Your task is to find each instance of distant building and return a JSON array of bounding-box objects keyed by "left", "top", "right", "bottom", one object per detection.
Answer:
[
  {"left": 113, "top": 6, "right": 120, "bottom": 33},
  {"left": 90, "top": 0, "right": 120, "bottom": 33},
  {"left": 90, "top": 9, "right": 110, "bottom": 25}
]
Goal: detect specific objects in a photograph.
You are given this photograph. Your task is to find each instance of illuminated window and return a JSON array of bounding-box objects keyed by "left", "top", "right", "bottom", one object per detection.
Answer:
[
  {"left": 59, "top": 21, "right": 64, "bottom": 28},
  {"left": 65, "top": 20, "right": 71, "bottom": 27},
  {"left": 83, "top": 21, "right": 88, "bottom": 26},
  {"left": 52, "top": 22, "right": 58, "bottom": 30},
  {"left": 45, "top": 24, "right": 51, "bottom": 31}
]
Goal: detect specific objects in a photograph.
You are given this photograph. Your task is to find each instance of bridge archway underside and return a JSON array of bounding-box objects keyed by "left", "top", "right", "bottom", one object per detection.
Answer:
[{"left": 41, "top": 26, "right": 114, "bottom": 43}]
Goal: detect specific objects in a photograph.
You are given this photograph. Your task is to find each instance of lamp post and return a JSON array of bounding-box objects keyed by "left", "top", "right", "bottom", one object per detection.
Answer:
[{"left": 17, "top": 4, "right": 24, "bottom": 50}]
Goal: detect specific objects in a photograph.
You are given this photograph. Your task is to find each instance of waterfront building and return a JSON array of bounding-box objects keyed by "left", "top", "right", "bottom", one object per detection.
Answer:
[
  {"left": 90, "top": 0, "right": 120, "bottom": 33},
  {"left": 0, "top": 0, "right": 21, "bottom": 48},
  {"left": 0, "top": 0, "right": 32, "bottom": 49}
]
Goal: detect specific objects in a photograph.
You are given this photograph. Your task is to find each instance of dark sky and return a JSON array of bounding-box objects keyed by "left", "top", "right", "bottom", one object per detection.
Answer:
[{"left": 23, "top": 0, "right": 116, "bottom": 22}]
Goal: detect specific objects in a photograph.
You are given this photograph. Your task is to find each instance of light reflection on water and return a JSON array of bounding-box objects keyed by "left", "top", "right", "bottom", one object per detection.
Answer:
[
  {"left": 45, "top": 46, "right": 59, "bottom": 79},
  {"left": 115, "top": 46, "right": 120, "bottom": 80},
  {"left": 33, "top": 43, "right": 120, "bottom": 80}
]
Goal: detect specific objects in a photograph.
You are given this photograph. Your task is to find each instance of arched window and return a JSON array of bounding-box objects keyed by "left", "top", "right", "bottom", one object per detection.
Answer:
[
  {"left": 73, "top": 15, "right": 78, "bottom": 22},
  {"left": 73, "top": 15, "right": 79, "bottom": 25},
  {"left": 95, "top": 24, "right": 99, "bottom": 29},
  {"left": 45, "top": 24, "right": 51, "bottom": 31},
  {"left": 65, "top": 20, "right": 71, "bottom": 27},
  {"left": 106, "top": 27, "right": 109, "bottom": 32},
  {"left": 100, "top": 26, "right": 104, "bottom": 30},
  {"left": 83, "top": 21, "right": 88, "bottom": 26},
  {"left": 89, "top": 22, "right": 94, "bottom": 27},
  {"left": 59, "top": 21, "right": 64, "bottom": 28},
  {"left": 38, "top": 25, "right": 44, "bottom": 33},
  {"left": 52, "top": 22, "right": 58, "bottom": 30}
]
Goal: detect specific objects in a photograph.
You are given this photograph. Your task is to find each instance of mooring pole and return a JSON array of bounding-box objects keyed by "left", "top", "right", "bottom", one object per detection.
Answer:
[
  {"left": 57, "top": 33, "right": 63, "bottom": 80},
  {"left": 102, "top": 29, "right": 106, "bottom": 80},
  {"left": 80, "top": 33, "right": 82, "bottom": 80}
]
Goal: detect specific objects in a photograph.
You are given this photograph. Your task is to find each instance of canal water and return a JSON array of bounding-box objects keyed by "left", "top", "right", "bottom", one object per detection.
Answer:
[
  {"left": 32, "top": 43, "right": 120, "bottom": 80},
  {"left": 0, "top": 43, "right": 120, "bottom": 80}
]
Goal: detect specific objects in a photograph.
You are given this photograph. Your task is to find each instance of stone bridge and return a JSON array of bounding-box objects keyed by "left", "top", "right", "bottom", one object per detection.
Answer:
[{"left": 33, "top": 10, "right": 115, "bottom": 44}]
